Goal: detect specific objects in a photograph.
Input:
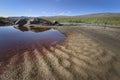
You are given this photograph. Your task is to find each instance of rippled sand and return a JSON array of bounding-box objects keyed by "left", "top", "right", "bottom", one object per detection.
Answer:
[{"left": 0, "top": 26, "right": 120, "bottom": 80}]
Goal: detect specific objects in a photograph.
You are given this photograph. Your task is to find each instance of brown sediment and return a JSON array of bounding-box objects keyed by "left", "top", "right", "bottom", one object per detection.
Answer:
[{"left": 0, "top": 40, "right": 66, "bottom": 74}]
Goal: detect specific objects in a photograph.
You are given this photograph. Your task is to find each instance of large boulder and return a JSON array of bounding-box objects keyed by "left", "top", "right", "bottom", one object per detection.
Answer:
[
  {"left": 14, "top": 18, "right": 61, "bottom": 26},
  {"left": 15, "top": 18, "right": 28, "bottom": 26},
  {"left": 52, "top": 20, "right": 62, "bottom": 26},
  {"left": 30, "top": 18, "right": 53, "bottom": 26}
]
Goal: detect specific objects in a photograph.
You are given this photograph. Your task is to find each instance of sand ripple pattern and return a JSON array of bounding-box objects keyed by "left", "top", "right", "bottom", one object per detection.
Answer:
[{"left": 0, "top": 32, "right": 120, "bottom": 80}]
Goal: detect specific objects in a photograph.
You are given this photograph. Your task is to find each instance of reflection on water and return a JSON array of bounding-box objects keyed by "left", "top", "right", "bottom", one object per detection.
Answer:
[
  {"left": 15, "top": 26, "right": 29, "bottom": 31},
  {"left": 0, "top": 26, "right": 66, "bottom": 59},
  {"left": 14, "top": 26, "right": 51, "bottom": 32}
]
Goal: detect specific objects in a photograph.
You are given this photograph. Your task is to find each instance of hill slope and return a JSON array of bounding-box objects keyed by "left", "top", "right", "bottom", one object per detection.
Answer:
[
  {"left": 79, "top": 13, "right": 120, "bottom": 18},
  {"left": 44, "top": 13, "right": 120, "bottom": 25}
]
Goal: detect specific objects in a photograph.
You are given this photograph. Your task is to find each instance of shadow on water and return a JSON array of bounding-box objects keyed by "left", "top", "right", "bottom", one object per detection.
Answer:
[{"left": 0, "top": 26, "right": 66, "bottom": 71}]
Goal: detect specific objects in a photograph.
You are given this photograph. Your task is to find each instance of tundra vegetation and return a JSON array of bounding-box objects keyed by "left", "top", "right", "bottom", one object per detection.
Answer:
[{"left": 44, "top": 16, "right": 120, "bottom": 26}]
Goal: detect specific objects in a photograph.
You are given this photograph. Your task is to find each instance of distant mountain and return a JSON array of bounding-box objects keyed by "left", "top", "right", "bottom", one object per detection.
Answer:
[
  {"left": 43, "top": 13, "right": 120, "bottom": 25},
  {"left": 44, "top": 13, "right": 120, "bottom": 18},
  {"left": 7, "top": 13, "right": 120, "bottom": 18},
  {"left": 77, "top": 13, "right": 120, "bottom": 18}
]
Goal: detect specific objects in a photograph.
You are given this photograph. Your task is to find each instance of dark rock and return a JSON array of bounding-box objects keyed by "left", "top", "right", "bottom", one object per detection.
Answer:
[
  {"left": 30, "top": 18, "right": 53, "bottom": 26},
  {"left": 53, "top": 20, "right": 62, "bottom": 26},
  {"left": 15, "top": 18, "right": 28, "bottom": 26},
  {"left": 15, "top": 18, "right": 61, "bottom": 26}
]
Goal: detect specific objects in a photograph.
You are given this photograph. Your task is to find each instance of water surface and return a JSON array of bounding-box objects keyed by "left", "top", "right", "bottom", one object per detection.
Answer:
[{"left": 0, "top": 26, "right": 66, "bottom": 56}]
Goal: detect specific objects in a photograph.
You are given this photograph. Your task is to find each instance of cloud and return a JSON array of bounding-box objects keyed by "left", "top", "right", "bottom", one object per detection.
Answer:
[
  {"left": 58, "top": 12, "right": 66, "bottom": 15},
  {"left": 58, "top": 11, "right": 71, "bottom": 16}
]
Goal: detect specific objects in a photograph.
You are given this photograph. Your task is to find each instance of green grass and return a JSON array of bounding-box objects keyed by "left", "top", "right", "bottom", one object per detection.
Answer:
[
  {"left": 0, "top": 17, "right": 9, "bottom": 21},
  {"left": 0, "top": 17, "right": 11, "bottom": 26},
  {"left": 44, "top": 17, "right": 120, "bottom": 26}
]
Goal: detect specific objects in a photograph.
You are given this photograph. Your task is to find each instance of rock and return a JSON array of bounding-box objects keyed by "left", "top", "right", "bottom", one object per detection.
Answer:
[
  {"left": 30, "top": 18, "right": 53, "bottom": 26},
  {"left": 53, "top": 20, "right": 62, "bottom": 26},
  {"left": 15, "top": 18, "right": 61, "bottom": 27},
  {"left": 15, "top": 18, "right": 28, "bottom": 26}
]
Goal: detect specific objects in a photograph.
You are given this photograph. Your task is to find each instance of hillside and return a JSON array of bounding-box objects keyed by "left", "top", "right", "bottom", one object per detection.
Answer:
[
  {"left": 79, "top": 13, "right": 120, "bottom": 18},
  {"left": 1, "top": 13, "right": 120, "bottom": 26},
  {"left": 44, "top": 13, "right": 120, "bottom": 26}
]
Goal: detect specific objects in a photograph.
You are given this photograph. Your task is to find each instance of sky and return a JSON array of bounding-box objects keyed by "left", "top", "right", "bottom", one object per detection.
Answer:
[{"left": 0, "top": 0, "right": 120, "bottom": 17}]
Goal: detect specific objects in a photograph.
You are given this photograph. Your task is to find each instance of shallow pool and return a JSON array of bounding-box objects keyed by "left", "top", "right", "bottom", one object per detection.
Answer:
[{"left": 0, "top": 26, "right": 66, "bottom": 55}]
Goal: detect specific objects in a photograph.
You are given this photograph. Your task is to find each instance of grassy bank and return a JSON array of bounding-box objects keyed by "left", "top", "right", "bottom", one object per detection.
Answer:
[{"left": 44, "top": 17, "right": 120, "bottom": 26}]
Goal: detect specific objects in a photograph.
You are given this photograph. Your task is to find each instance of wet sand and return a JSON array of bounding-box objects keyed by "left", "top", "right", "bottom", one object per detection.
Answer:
[{"left": 0, "top": 26, "right": 120, "bottom": 80}]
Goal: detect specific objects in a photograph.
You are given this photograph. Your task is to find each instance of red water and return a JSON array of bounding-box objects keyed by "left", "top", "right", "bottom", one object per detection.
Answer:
[{"left": 0, "top": 26, "right": 66, "bottom": 74}]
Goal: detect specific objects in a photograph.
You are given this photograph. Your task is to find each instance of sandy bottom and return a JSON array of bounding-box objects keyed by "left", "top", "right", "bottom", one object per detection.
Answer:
[{"left": 0, "top": 26, "right": 120, "bottom": 80}]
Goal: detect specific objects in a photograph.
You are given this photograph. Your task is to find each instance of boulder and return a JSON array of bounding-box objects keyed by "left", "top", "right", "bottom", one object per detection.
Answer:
[
  {"left": 30, "top": 18, "right": 53, "bottom": 26},
  {"left": 53, "top": 20, "right": 62, "bottom": 26},
  {"left": 15, "top": 18, "right": 28, "bottom": 26},
  {"left": 15, "top": 18, "right": 61, "bottom": 26}
]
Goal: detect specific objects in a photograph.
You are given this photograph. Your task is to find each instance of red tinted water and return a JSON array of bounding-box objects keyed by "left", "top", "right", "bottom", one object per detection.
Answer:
[{"left": 0, "top": 26, "right": 66, "bottom": 74}]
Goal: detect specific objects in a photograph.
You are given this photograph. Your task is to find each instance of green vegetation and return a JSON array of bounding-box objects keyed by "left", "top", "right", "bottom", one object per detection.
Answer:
[
  {"left": 0, "top": 17, "right": 9, "bottom": 22},
  {"left": 1, "top": 14, "right": 120, "bottom": 26},
  {"left": 44, "top": 17, "right": 120, "bottom": 26},
  {"left": 0, "top": 17, "right": 12, "bottom": 26}
]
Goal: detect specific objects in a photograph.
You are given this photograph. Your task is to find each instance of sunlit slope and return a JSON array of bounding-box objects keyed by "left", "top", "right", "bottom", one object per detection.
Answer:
[{"left": 44, "top": 13, "right": 120, "bottom": 26}]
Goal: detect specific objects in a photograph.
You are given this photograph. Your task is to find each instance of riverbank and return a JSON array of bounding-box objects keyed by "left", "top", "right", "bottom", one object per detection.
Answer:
[{"left": 0, "top": 26, "right": 120, "bottom": 80}]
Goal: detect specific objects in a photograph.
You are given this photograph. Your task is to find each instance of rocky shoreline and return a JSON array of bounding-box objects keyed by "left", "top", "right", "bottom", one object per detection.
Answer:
[{"left": 0, "top": 17, "right": 62, "bottom": 27}]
